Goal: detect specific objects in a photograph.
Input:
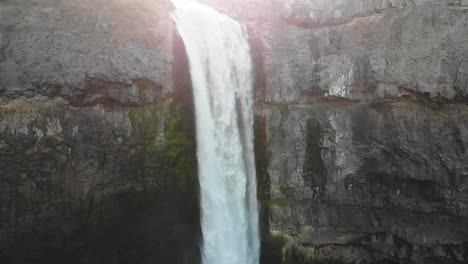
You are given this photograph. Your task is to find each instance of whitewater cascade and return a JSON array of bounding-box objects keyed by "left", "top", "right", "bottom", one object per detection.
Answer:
[{"left": 172, "top": 1, "right": 260, "bottom": 264}]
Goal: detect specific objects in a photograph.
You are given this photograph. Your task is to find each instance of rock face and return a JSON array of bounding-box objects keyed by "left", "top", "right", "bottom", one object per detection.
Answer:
[
  {"left": 0, "top": 0, "right": 173, "bottom": 105},
  {"left": 200, "top": 0, "right": 468, "bottom": 102},
  {"left": 0, "top": 1, "right": 201, "bottom": 264},
  {"left": 257, "top": 102, "right": 468, "bottom": 264},
  {"left": 258, "top": 1, "right": 468, "bottom": 103},
  {"left": 249, "top": 0, "right": 468, "bottom": 263},
  {"left": 0, "top": 97, "right": 200, "bottom": 264},
  {"left": 1, "top": 0, "right": 468, "bottom": 264}
]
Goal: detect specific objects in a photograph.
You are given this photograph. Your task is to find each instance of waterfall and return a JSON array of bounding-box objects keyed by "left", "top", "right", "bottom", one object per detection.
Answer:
[{"left": 171, "top": 1, "right": 260, "bottom": 264}]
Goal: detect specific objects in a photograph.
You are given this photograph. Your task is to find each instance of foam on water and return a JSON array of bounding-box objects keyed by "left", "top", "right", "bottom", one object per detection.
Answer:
[{"left": 171, "top": 1, "right": 260, "bottom": 264}]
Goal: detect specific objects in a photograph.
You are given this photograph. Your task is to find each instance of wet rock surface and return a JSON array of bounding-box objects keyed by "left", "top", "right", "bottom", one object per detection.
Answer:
[
  {"left": 257, "top": 101, "right": 468, "bottom": 264},
  {"left": 0, "top": 96, "right": 200, "bottom": 264},
  {"left": 245, "top": 1, "right": 468, "bottom": 263},
  {"left": 0, "top": 1, "right": 200, "bottom": 263}
]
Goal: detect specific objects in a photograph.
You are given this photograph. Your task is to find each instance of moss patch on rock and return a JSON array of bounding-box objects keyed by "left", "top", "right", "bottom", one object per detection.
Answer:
[
  {"left": 419, "top": 97, "right": 449, "bottom": 111},
  {"left": 128, "top": 103, "right": 197, "bottom": 193},
  {"left": 255, "top": 114, "right": 271, "bottom": 202},
  {"left": 0, "top": 98, "right": 56, "bottom": 116},
  {"left": 268, "top": 197, "right": 289, "bottom": 208},
  {"left": 261, "top": 230, "right": 295, "bottom": 264},
  {"left": 164, "top": 107, "right": 197, "bottom": 191},
  {"left": 263, "top": 230, "right": 352, "bottom": 264}
]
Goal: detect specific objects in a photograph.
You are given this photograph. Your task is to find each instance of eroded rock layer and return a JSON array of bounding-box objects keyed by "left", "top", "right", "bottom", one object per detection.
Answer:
[
  {"left": 257, "top": 101, "right": 468, "bottom": 264},
  {"left": 248, "top": 1, "right": 468, "bottom": 263},
  {"left": 1, "top": 1, "right": 200, "bottom": 263}
]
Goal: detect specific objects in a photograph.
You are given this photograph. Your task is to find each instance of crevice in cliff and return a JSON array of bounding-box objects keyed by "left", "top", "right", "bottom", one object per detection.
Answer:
[
  {"left": 170, "top": 24, "right": 201, "bottom": 264},
  {"left": 302, "top": 119, "right": 326, "bottom": 200},
  {"left": 255, "top": 114, "right": 277, "bottom": 264},
  {"left": 247, "top": 25, "right": 267, "bottom": 102}
]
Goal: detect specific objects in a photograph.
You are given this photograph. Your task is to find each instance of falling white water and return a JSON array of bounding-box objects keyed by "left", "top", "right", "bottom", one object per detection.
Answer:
[{"left": 171, "top": 1, "right": 260, "bottom": 264}]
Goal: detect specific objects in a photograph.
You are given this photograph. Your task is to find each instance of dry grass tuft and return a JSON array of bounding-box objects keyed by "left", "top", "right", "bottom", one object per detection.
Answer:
[{"left": 0, "top": 99, "right": 33, "bottom": 114}]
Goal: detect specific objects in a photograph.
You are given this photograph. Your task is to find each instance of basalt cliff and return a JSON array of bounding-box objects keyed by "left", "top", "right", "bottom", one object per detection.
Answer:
[{"left": 1, "top": 0, "right": 467, "bottom": 263}]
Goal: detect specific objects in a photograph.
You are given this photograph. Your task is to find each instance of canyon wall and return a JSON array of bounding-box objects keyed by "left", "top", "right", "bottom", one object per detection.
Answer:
[
  {"left": 1, "top": 0, "right": 467, "bottom": 264},
  {"left": 247, "top": 0, "right": 468, "bottom": 263},
  {"left": 0, "top": 1, "right": 200, "bottom": 263}
]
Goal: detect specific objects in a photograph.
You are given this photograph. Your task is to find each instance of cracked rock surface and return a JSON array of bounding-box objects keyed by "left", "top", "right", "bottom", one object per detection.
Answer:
[
  {"left": 0, "top": 0, "right": 173, "bottom": 105},
  {"left": 0, "top": 1, "right": 200, "bottom": 264},
  {"left": 257, "top": 101, "right": 468, "bottom": 263},
  {"left": 1, "top": 0, "right": 468, "bottom": 264}
]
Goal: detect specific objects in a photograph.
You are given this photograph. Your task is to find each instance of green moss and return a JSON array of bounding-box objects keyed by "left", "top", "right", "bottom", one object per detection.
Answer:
[
  {"left": 267, "top": 230, "right": 355, "bottom": 264},
  {"left": 128, "top": 104, "right": 163, "bottom": 141},
  {"left": 255, "top": 114, "right": 271, "bottom": 201},
  {"left": 420, "top": 97, "right": 447, "bottom": 111},
  {"left": 260, "top": 186, "right": 294, "bottom": 208},
  {"left": 279, "top": 185, "right": 295, "bottom": 199},
  {"left": 128, "top": 103, "right": 196, "bottom": 193},
  {"left": 255, "top": 114, "right": 273, "bottom": 238},
  {"left": 269, "top": 230, "right": 295, "bottom": 264},
  {"left": 128, "top": 104, "right": 164, "bottom": 190},
  {"left": 302, "top": 119, "right": 326, "bottom": 192},
  {"left": 164, "top": 107, "right": 196, "bottom": 191},
  {"left": 24, "top": 147, "right": 37, "bottom": 156},
  {"left": 268, "top": 197, "right": 289, "bottom": 208},
  {"left": 293, "top": 244, "right": 350, "bottom": 264}
]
